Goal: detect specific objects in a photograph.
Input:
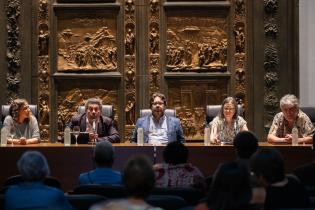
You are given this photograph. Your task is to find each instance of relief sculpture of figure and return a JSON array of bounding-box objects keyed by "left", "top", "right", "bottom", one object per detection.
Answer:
[
  {"left": 38, "top": 30, "right": 49, "bottom": 56},
  {"left": 125, "top": 100, "right": 135, "bottom": 125},
  {"left": 39, "top": 100, "right": 49, "bottom": 126},
  {"left": 150, "top": 27, "right": 159, "bottom": 54},
  {"left": 125, "top": 28, "right": 135, "bottom": 55}
]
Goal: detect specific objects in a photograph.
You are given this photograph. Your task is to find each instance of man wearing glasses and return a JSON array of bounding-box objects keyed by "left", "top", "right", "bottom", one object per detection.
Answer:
[
  {"left": 70, "top": 98, "right": 120, "bottom": 143},
  {"left": 131, "top": 92, "right": 185, "bottom": 144}
]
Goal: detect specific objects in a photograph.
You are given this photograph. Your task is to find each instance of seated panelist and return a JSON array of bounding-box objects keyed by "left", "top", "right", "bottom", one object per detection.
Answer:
[
  {"left": 3, "top": 98, "right": 40, "bottom": 145},
  {"left": 210, "top": 97, "right": 248, "bottom": 144},
  {"left": 131, "top": 92, "right": 185, "bottom": 144},
  {"left": 268, "top": 94, "right": 315, "bottom": 144},
  {"left": 70, "top": 98, "right": 120, "bottom": 143}
]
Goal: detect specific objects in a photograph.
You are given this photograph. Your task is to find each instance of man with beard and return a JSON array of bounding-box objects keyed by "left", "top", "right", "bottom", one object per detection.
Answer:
[{"left": 131, "top": 93, "right": 184, "bottom": 144}]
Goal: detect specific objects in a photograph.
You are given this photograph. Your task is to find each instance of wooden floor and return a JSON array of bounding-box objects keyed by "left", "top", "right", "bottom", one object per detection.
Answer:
[{"left": 0, "top": 142, "right": 313, "bottom": 192}]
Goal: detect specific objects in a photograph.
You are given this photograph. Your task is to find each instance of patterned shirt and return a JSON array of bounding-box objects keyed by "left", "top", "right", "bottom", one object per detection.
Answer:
[
  {"left": 268, "top": 110, "right": 315, "bottom": 138},
  {"left": 153, "top": 163, "right": 204, "bottom": 188},
  {"left": 211, "top": 116, "right": 247, "bottom": 144}
]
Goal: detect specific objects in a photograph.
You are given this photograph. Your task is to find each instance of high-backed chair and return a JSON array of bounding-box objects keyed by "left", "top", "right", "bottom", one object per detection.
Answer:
[
  {"left": 72, "top": 184, "right": 127, "bottom": 199},
  {"left": 146, "top": 195, "right": 187, "bottom": 210},
  {"left": 300, "top": 107, "right": 315, "bottom": 127},
  {"left": 77, "top": 105, "right": 113, "bottom": 119},
  {"left": 66, "top": 194, "right": 107, "bottom": 210},
  {"left": 4, "top": 174, "right": 61, "bottom": 189},
  {"left": 1, "top": 105, "right": 38, "bottom": 123},
  {"left": 206, "top": 104, "right": 244, "bottom": 126},
  {"left": 151, "top": 187, "right": 204, "bottom": 206},
  {"left": 140, "top": 109, "right": 176, "bottom": 118}
]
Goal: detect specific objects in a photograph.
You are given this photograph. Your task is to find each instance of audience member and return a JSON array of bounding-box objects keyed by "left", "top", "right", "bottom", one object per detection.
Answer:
[
  {"left": 90, "top": 155, "right": 162, "bottom": 210},
  {"left": 233, "top": 131, "right": 258, "bottom": 167},
  {"left": 154, "top": 141, "right": 204, "bottom": 189},
  {"left": 268, "top": 94, "right": 315, "bottom": 144},
  {"left": 5, "top": 151, "right": 72, "bottom": 210},
  {"left": 195, "top": 161, "right": 252, "bottom": 210},
  {"left": 132, "top": 92, "right": 185, "bottom": 144},
  {"left": 70, "top": 98, "right": 120, "bottom": 143},
  {"left": 250, "top": 147, "right": 309, "bottom": 210},
  {"left": 293, "top": 133, "right": 315, "bottom": 187},
  {"left": 78, "top": 141, "right": 122, "bottom": 185},
  {"left": 210, "top": 97, "right": 248, "bottom": 144},
  {"left": 3, "top": 98, "right": 40, "bottom": 144},
  {"left": 233, "top": 131, "right": 265, "bottom": 207}
]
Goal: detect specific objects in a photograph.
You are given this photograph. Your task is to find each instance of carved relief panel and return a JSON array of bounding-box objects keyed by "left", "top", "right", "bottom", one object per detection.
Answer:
[
  {"left": 57, "top": 13, "right": 117, "bottom": 72},
  {"left": 168, "top": 79, "right": 228, "bottom": 140},
  {"left": 166, "top": 15, "right": 228, "bottom": 72}
]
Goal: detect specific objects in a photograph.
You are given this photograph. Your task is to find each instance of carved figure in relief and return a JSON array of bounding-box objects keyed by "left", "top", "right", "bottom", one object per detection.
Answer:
[
  {"left": 150, "top": 27, "right": 159, "bottom": 54},
  {"left": 125, "top": 28, "right": 135, "bottom": 55},
  {"left": 150, "top": 0, "right": 159, "bottom": 13},
  {"left": 38, "top": 30, "right": 49, "bottom": 56},
  {"left": 184, "top": 47, "right": 192, "bottom": 66},
  {"left": 235, "top": 26, "right": 245, "bottom": 54},
  {"left": 39, "top": 100, "right": 49, "bottom": 126},
  {"left": 125, "top": 0, "right": 135, "bottom": 13},
  {"left": 125, "top": 100, "right": 135, "bottom": 125}
]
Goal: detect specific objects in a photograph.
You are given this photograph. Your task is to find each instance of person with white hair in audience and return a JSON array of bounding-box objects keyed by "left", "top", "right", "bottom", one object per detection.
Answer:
[{"left": 5, "top": 151, "right": 73, "bottom": 210}]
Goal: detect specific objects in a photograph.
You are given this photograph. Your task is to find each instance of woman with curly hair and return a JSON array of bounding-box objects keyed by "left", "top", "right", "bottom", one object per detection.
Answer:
[{"left": 3, "top": 99, "right": 40, "bottom": 144}]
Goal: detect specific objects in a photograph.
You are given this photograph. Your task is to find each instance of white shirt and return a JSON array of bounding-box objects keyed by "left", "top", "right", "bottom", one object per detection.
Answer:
[{"left": 148, "top": 115, "right": 168, "bottom": 145}]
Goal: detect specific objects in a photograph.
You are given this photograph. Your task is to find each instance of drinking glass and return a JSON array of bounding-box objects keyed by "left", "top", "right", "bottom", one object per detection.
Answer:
[
  {"left": 9, "top": 127, "right": 15, "bottom": 146},
  {"left": 73, "top": 126, "right": 80, "bottom": 146}
]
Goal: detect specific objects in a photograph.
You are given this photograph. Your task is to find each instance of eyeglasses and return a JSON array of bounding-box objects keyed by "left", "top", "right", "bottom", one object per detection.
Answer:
[
  {"left": 152, "top": 102, "right": 164, "bottom": 106},
  {"left": 87, "top": 107, "right": 100, "bottom": 112},
  {"left": 223, "top": 108, "right": 235, "bottom": 112}
]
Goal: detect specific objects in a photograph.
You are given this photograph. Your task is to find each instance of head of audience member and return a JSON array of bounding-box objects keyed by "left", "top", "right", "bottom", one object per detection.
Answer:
[
  {"left": 123, "top": 155, "right": 155, "bottom": 199},
  {"left": 250, "top": 147, "right": 285, "bottom": 186},
  {"left": 219, "top": 97, "right": 238, "bottom": 121},
  {"left": 17, "top": 151, "right": 50, "bottom": 182},
  {"left": 233, "top": 131, "right": 259, "bottom": 160},
  {"left": 280, "top": 94, "right": 299, "bottom": 124},
  {"left": 163, "top": 141, "right": 188, "bottom": 165},
  {"left": 207, "top": 161, "right": 252, "bottom": 210},
  {"left": 9, "top": 98, "right": 31, "bottom": 124},
  {"left": 93, "top": 141, "right": 114, "bottom": 168},
  {"left": 149, "top": 92, "right": 167, "bottom": 121},
  {"left": 85, "top": 98, "right": 102, "bottom": 122}
]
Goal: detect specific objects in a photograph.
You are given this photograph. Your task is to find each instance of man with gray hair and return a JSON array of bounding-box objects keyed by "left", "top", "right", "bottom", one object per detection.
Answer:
[
  {"left": 78, "top": 141, "right": 122, "bottom": 185},
  {"left": 268, "top": 94, "right": 315, "bottom": 144},
  {"left": 5, "top": 151, "right": 72, "bottom": 210},
  {"left": 70, "top": 98, "right": 120, "bottom": 143}
]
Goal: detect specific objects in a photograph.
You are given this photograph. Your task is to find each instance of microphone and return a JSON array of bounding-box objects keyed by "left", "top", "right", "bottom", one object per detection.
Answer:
[{"left": 92, "top": 119, "right": 96, "bottom": 134}]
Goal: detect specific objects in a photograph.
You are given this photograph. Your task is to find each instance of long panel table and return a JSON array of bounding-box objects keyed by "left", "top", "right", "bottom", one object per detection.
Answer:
[{"left": 0, "top": 143, "right": 313, "bottom": 192}]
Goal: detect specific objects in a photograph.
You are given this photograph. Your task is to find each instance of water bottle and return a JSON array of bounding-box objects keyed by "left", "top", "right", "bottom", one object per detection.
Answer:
[
  {"left": 204, "top": 127, "right": 210, "bottom": 146},
  {"left": 1, "top": 127, "right": 8, "bottom": 146},
  {"left": 137, "top": 127, "right": 144, "bottom": 146},
  {"left": 64, "top": 126, "right": 71, "bottom": 146},
  {"left": 292, "top": 126, "right": 298, "bottom": 146}
]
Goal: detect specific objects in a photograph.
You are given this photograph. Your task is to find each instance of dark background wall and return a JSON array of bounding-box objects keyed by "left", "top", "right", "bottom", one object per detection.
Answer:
[{"left": 0, "top": 0, "right": 299, "bottom": 141}]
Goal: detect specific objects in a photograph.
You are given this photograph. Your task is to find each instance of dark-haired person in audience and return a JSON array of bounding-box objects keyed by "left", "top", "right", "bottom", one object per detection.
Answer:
[
  {"left": 3, "top": 98, "right": 40, "bottom": 145},
  {"left": 250, "top": 147, "right": 309, "bottom": 210},
  {"left": 293, "top": 133, "right": 315, "bottom": 188},
  {"left": 268, "top": 94, "right": 315, "bottom": 144},
  {"left": 154, "top": 141, "right": 204, "bottom": 189},
  {"left": 210, "top": 97, "right": 248, "bottom": 144},
  {"left": 90, "top": 155, "right": 162, "bottom": 210},
  {"left": 233, "top": 131, "right": 258, "bottom": 168},
  {"left": 233, "top": 131, "right": 266, "bottom": 207},
  {"left": 78, "top": 141, "right": 122, "bottom": 185},
  {"left": 131, "top": 92, "right": 185, "bottom": 144},
  {"left": 5, "top": 151, "right": 72, "bottom": 210},
  {"left": 70, "top": 98, "right": 120, "bottom": 143},
  {"left": 195, "top": 161, "right": 252, "bottom": 210}
]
